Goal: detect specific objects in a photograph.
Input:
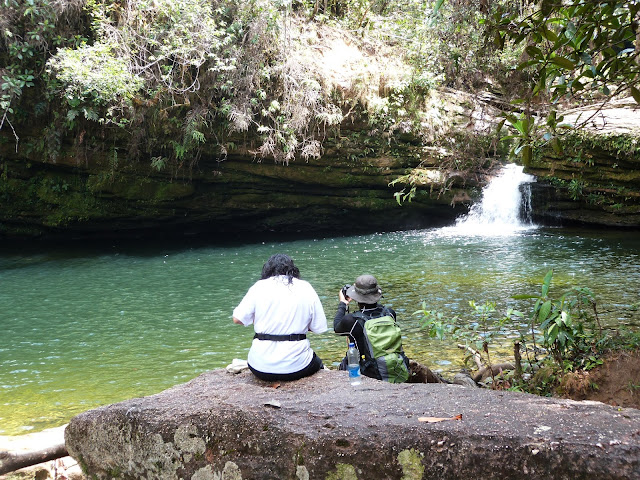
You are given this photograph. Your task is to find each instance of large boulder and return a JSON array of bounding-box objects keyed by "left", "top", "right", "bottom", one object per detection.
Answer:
[{"left": 65, "top": 369, "right": 640, "bottom": 480}]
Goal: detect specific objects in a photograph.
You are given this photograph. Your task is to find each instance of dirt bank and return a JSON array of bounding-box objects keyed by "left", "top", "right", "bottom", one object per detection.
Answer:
[{"left": 560, "top": 350, "right": 640, "bottom": 410}]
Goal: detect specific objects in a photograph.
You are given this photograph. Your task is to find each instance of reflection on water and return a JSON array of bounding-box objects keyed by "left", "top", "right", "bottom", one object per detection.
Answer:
[{"left": 1, "top": 227, "right": 639, "bottom": 435}]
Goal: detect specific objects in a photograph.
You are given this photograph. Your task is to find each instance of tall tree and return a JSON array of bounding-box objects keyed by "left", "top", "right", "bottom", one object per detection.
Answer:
[{"left": 490, "top": 0, "right": 640, "bottom": 160}]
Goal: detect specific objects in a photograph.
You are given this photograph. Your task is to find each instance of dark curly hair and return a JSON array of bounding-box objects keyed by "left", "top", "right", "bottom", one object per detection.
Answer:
[{"left": 261, "top": 253, "right": 300, "bottom": 283}]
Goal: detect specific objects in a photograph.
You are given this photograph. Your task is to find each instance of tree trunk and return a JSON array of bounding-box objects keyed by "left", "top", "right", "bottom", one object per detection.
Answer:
[{"left": 514, "top": 341, "right": 523, "bottom": 380}]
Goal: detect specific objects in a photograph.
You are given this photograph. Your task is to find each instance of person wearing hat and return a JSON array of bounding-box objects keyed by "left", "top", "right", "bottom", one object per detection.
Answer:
[{"left": 334, "top": 274, "right": 410, "bottom": 381}]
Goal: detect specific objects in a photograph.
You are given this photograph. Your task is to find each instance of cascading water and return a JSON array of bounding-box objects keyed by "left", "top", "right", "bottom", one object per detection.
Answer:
[{"left": 450, "top": 163, "right": 537, "bottom": 235}]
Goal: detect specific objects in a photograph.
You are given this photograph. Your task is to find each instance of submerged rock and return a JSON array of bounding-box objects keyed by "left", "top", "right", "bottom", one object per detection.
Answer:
[{"left": 65, "top": 369, "right": 640, "bottom": 479}]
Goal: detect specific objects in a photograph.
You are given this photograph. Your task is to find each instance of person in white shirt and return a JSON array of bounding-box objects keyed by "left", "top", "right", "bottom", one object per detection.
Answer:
[{"left": 232, "top": 253, "right": 328, "bottom": 381}]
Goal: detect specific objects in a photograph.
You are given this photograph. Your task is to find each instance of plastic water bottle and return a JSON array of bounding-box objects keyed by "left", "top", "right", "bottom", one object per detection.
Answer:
[{"left": 347, "top": 342, "right": 361, "bottom": 385}]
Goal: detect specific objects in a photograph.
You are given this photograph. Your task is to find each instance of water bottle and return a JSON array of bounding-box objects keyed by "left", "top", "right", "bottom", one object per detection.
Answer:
[{"left": 347, "top": 342, "right": 361, "bottom": 385}]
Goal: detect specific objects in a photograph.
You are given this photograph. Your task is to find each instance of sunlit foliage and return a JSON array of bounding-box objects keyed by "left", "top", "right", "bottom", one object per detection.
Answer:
[{"left": 489, "top": 0, "right": 640, "bottom": 160}]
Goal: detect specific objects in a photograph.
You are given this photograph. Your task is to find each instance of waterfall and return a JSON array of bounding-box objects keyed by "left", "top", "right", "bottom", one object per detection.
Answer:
[{"left": 450, "top": 163, "right": 537, "bottom": 235}]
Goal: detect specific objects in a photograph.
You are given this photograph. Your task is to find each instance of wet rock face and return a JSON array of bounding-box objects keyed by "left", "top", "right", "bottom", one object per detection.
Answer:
[
  {"left": 526, "top": 131, "right": 640, "bottom": 229},
  {"left": 529, "top": 181, "right": 640, "bottom": 228},
  {"left": 65, "top": 369, "right": 640, "bottom": 480},
  {"left": 0, "top": 127, "right": 468, "bottom": 241}
]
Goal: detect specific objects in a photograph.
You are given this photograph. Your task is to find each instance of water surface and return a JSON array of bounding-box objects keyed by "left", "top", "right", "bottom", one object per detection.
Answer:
[{"left": 1, "top": 226, "right": 639, "bottom": 435}]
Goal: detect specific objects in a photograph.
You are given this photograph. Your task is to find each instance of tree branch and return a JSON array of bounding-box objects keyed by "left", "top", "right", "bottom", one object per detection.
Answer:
[
  {"left": 457, "top": 343, "right": 484, "bottom": 369},
  {"left": 0, "top": 444, "right": 68, "bottom": 475}
]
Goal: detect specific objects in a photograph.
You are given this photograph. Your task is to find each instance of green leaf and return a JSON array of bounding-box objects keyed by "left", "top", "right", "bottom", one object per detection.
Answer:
[
  {"left": 538, "top": 300, "right": 552, "bottom": 322},
  {"left": 542, "top": 269, "right": 553, "bottom": 297},
  {"left": 541, "top": 28, "right": 558, "bottom": 42},
  {"left": 511, "top": 294, "right": 539, "bottom": 300},
  {"left": 565, "top": 20, "right": 576, "bottom": 34},
  {"left": 580, "top": 52, "right": 592, "bottom": 65},
  {"left": 557, "top": 331, "right": 567, "bottom": 347},
  {"left": 631, "top": 86, "right": 640, "bottom": 105},
  {"left": 500, "top": 135, "right": 521, "bottom": 142},
  {"left": 564, "top": 313, "right": 572, "bottom": 326},
  {"left": 546, "top": 110, "right": 557, "bottom": 126},
  {"left": 540, "top": 314, "right": 553, "bottom": 330},
  {"left": 551, "top": 56, "right": 576, "bottom": 69},
  {"left": 547, "top": 324, "right": 559, "bottom": 344},
  {"left": 617, "top": 48, "right": 635, "bottom": 57},
  {"left": 525, "top": 45, "right": 543, "bottom": 59},
  {"left": 569, "top": 79, "right": 584, "bottom": 92},
  {"left": 517, "top": 59, "right": 538, "bottom": 71}
]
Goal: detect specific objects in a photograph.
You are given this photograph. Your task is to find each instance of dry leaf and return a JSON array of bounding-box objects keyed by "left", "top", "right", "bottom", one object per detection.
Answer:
[
  {"left": 418, "top": 414, "right": 462, "bottom": 423},
  {"left": 269, "top": 382, "right": 281, "bottom": 389}
]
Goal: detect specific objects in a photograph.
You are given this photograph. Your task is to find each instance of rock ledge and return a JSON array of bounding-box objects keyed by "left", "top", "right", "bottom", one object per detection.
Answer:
[{"left": 65, "top": 369, "right": 640, "bottom": 479}]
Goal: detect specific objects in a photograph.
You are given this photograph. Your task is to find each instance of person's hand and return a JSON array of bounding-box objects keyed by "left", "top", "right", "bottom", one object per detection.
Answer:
[{"left": 339, "top": 289, "right": 351, "bottom": 305}]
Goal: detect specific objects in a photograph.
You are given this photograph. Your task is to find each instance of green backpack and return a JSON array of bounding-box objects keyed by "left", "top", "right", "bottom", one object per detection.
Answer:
[{"left": 354, "top": 309, "right": 410, "bottom": 383}]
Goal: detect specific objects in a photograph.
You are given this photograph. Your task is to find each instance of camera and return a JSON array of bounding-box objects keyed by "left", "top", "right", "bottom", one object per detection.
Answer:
[{"left": 341, "top": 284, "right": 351, "bottom": 298}]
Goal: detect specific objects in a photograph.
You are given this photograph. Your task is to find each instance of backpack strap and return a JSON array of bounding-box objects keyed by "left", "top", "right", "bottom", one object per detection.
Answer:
[
  {"left": 354, "top": 306, "right": 395, "bottom": 321},
  {"left": 350, "top": 310, "right": 379, "bottom": 377}
]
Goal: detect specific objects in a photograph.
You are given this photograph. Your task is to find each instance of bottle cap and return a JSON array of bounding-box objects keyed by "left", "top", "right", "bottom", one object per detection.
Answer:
[{"left": 348, "top": 342, "right": 355, "bottom": 347}]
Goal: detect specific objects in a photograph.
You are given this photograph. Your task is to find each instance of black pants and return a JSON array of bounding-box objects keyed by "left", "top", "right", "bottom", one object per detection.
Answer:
[{"left": 249, "top": 352, "right": 324, "bottom": 382}]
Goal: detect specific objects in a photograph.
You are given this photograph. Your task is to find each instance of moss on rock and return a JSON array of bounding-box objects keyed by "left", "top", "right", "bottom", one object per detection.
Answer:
[
  {"left": 325, "top": 463, "right": 358, "bottom": 480},
  {"left": 397, "top": 449, "right": 425, "bottom": 480}
]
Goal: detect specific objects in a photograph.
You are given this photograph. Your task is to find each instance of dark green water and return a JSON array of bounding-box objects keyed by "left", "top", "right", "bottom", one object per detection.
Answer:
[{"left": 1, "top": 227, "right": 639, "bottom": 435}]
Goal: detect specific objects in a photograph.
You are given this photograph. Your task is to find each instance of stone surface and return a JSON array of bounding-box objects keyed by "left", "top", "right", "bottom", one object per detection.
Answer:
[
  {"left": 3, "top": 90, "right": 640, "bottom": 240},
  {"left": 65, "top": 368, "right": 640, "bottom": 480}
]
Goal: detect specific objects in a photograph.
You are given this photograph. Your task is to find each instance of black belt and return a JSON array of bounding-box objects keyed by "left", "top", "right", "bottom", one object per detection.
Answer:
[{"left": 254, "top": 333, "right": 307, "bottom": 341}]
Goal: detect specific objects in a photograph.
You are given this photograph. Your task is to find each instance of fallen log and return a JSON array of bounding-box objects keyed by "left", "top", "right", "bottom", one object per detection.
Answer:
[
  {"left": 472, "top": 363, "right": 516, "bottom": 383},
  {"left": 0, "top": 443, "right": 68, "bottom": 475}
]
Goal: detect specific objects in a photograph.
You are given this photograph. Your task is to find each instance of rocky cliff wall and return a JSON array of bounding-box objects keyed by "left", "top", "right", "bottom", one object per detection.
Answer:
[
  {"left": 0, "top": 123, "right": 475, "bottom": 241},
  {"left": 527, "top": 105, "right": 640, "bottom": 229},
  {"left": 3, "top": 95, "right": 640, "bottom": 242}
]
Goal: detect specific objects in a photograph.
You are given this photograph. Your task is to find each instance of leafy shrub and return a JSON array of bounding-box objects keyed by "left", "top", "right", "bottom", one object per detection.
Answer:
[
  {"left": 513, "top": 269, "right": 605, "bottom": 370},
  {"left": 418, "top": 300, "right": 515, "bottom": 384},
  {"left": 417, "top": 268, "right": 617, "bottom": 392},
  {"left": 46, "top": 42, "right": 143, "bottom": 124}
]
